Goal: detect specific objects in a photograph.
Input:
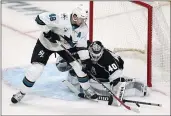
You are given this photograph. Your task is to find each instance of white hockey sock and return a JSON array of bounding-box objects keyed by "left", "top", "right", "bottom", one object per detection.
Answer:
[{"left": 20, "top": 63, "right": 44, "bottom": 94}]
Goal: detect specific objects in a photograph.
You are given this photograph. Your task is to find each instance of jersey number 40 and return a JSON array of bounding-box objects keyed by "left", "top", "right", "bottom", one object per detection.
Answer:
[{"left": 108, "top": 63, "right": 118, "bottom": 72}]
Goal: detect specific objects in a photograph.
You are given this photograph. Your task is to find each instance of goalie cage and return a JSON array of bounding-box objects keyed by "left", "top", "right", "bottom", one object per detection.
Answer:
[{"left": 88, "top": 1, "right": 170, "bottom": 94}]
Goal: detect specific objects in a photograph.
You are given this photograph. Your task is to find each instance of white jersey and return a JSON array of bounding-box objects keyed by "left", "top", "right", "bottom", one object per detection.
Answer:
[{"left": 35, "top": 12, "right": 89, "bottom": 61}]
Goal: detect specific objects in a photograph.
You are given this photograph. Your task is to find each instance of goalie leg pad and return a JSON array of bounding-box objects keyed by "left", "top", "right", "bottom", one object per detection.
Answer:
[
  {"left": 124, "top": 80, "right": 149, "bottom": 97},
  {"left": 111, "top": 82, "right": 126, "bottom": 106}
]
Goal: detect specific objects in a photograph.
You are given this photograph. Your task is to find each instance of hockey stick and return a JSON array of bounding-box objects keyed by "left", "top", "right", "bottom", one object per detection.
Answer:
[
  {"left": 63, "top": 79, "right": 162, "bottom": 107},
  {"left": 56, "top": 41, "right": 140, "bottom": 113},
  {"left": 63, "top": 77, "right": 162, "bottom": 108},
  {"left": 123, "top": 99, "right": 162, "bottom": 107},
  {"left": 62, "top": 80, "right": 113, "bottom": 105},
  {"left": 87, "top": 71, "right": 139, "bottom": 113}
]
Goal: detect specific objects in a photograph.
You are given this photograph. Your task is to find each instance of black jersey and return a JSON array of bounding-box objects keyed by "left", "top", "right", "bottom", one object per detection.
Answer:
[{"left": 89, "top": 49, "right": 124, "bottom": 81}]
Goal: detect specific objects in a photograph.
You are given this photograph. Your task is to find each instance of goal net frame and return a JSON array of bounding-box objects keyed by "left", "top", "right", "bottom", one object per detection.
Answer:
[{"left": 89, "top": 1, "right": 155, "bottom": 87}]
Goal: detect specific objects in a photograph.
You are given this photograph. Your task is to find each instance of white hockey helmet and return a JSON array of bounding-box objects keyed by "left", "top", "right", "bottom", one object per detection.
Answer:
[{"left": 72, "top": 4, "right": 88, "bottom": 21}]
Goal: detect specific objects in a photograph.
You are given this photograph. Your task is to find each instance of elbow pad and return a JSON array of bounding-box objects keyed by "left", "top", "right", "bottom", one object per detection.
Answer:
[{"left": 35, "top": 15, "right": 46, "bottom": 25}]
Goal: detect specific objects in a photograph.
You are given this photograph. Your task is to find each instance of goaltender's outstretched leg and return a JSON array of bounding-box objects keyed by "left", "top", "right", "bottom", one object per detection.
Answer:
[
  {"left": 56, "top": 40, "right": 150, "bottom": 106},
  {"left": 66, "top": 71, "right": 149, "bottom": 106}
]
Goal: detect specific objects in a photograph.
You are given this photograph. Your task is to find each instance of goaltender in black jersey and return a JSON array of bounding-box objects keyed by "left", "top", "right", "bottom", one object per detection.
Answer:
[{"left": 56, "top": 41, "right": 149, "bottom": 106}]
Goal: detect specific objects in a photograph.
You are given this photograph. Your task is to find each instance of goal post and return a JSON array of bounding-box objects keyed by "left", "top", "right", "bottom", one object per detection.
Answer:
[{"left": 89, "top": 1, "right": 170, "bottom": 87}]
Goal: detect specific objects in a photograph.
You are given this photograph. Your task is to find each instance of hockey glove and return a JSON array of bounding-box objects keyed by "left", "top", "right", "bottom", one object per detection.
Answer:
[
  {"left": 81, "top": 59, "right": 92, "bottom": 74},
  {"left": 43, "top": 30, "right": 60, "bottom": 43},
  {"left": 60, "top": 35, "right": 76, "bottom": 47}
]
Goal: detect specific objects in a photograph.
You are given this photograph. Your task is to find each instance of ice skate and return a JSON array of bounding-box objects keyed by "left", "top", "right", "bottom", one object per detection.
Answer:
[{"left": 11, "top": 91, "right": 26, "bottom": 104}]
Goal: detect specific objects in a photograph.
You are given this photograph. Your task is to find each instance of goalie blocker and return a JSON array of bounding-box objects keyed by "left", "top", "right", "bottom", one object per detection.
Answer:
[{"left": 56, "top": 41, "right": 149, "bottom": 106}]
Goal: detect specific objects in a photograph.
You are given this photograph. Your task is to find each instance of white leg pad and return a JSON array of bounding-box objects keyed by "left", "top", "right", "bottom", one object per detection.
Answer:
[{"left": 111, "top": 82, "right": 126, "bottom": 106}]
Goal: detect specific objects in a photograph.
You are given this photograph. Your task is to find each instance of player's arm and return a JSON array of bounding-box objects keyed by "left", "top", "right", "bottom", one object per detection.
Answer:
[
  {"left": 35, "top": 12, "right": 61, "bottom": 42},
  {"left": 35, "top": 12, "right": 59, "bottom": 32},
  {"left": 75, "top": 30, "right": 92, "bottom": 73}
]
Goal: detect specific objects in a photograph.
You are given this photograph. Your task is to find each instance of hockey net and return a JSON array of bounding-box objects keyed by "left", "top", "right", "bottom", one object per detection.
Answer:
[{"left": 89, "top": 1, "right": 170, "bottom": 90}]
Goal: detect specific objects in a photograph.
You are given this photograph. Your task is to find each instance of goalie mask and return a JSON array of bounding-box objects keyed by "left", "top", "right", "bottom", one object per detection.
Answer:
[{"left": 88, "top": 41, "right": 104, "bottom": 62}]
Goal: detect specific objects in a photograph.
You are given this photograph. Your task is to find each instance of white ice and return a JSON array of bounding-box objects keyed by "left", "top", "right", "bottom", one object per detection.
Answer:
[{"left": 2, "top": 1, "right": 170, "bottom": 115}]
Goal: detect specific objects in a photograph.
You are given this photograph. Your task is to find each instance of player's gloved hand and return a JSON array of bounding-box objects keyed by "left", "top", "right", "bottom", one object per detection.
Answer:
[
  {"left": 81, "top": 59, "right": 92, "bottom": 73},
  {"left": 43, "top": 30, "right": 60, "bottom": 43},
  {"left": 61, "top": 35, "right": 76, "bottom": 47}
]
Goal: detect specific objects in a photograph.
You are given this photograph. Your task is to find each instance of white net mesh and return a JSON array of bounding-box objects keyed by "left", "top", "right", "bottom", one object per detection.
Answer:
[
  {"left": 150, "top": 2, "right": 170, "bottom": 91},
  {"left": 91, "top": 1, "right": 170, "bottom": 87}
]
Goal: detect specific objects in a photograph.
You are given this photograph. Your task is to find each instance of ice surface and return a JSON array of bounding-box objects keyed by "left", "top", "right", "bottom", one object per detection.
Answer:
[{"left": 2, "top": 1, "right": 170, "bottom": 115}]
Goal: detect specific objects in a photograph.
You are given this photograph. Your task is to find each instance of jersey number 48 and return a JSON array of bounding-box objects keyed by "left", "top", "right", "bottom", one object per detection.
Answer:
[{"left": 49, "top": 14, "right": 56, "bottom": 21}]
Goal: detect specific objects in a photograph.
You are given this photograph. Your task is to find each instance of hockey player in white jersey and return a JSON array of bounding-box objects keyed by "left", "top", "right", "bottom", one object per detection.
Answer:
[
  {"left": 56, "top": 41, "right": 149, "bottom": 106},
  {"left": 11, "top": 4, "right": 98, "bottom": 104}
]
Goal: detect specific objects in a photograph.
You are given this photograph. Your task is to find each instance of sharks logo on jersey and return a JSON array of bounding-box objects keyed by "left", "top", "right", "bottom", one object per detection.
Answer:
[{"left": 61, "top": 13, "right": 68, "bottom": 20}]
